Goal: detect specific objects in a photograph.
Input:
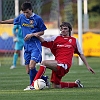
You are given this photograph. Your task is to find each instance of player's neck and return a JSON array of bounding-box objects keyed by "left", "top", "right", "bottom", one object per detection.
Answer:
[{"left": 62, "top": 34, "right": 69, "bottom": 37}]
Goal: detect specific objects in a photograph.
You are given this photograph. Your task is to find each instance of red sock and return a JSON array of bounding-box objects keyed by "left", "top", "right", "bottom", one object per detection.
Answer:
[
  {"left": 60, "top": 82, "right": 78, "bottom": 88},
  {"left": 31, "top": 65, "right": 46, "bottom": 86}
]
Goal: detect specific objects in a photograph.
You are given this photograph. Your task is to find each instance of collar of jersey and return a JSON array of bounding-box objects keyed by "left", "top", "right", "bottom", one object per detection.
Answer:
[{"left": 30, "top": 13, "right": 35, "bottom": 17}]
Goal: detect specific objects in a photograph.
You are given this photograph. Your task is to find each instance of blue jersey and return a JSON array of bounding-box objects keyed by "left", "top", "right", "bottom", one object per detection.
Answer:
[
  {"left": 13, "top": 13, "right": 47, "bottom": 44},
  {"left": 13, "top": 13, "right": 47, "bottom": 64}
]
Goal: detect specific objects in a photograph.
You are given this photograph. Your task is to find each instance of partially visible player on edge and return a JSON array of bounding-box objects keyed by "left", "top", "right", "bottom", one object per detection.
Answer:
[
  {"left": 10, "top": 25, "right": 24, "bottom": 69},
  {"left": 0, "top": 2, "right": 49, "bottom": 90},
  {"left": 29, "top": 22, "right": 95, "bottom": 90}
]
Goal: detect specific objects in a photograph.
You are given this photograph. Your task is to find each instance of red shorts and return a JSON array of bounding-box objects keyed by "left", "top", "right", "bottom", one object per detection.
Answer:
[{"left": 50, "top": 65, "right": 69, "bottom": 85}]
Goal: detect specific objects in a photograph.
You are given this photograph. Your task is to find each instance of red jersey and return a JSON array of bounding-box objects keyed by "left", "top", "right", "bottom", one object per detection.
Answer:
[{"left": 42, "top": 35, "right": 83, "bottom": 68}]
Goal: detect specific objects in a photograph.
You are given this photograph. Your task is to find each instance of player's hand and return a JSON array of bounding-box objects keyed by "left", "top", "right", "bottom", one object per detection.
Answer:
[
  {"left": 87, "top": 66, "right": 95, "bottom": 74},
  {"left": 13, "top": 37, "right": 18, "bottom": 42},
  {"left": 24, "top": 34, "right": 33, "bottom": 41},
  {"left": 33, "top": 33, "right": 40, "bottom": 37}
]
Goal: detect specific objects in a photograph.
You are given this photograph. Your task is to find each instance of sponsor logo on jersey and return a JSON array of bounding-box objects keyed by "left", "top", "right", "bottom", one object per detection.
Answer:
[
  {"left": 57, "top": 44, "right": 72, "bottom": 48},
  {"left": 30, "top": 20, "right": 34, "bottom": 24},
  {"left": 22, "top": 20, "right": 34, "bottom": 28}
]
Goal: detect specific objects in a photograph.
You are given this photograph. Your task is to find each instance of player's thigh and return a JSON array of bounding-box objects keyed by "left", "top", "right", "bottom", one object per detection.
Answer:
[{"left": 42, "top": 60, "right": 58, "bottom": 71}]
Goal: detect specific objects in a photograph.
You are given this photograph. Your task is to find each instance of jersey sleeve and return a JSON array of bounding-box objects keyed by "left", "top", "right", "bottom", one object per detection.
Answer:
[
  {"left": 44, "top": 36, "right": 57, "bottom": 42},
  {"left": 35, "top": 15, "right": 47, "bottom": 31},
  {"left": 42, "top": 41, "right": 53, "bottom": 48},
  {"left": 74, "top": 39, "right": 83, "bottom": 55},
  {"left": 41, "top": 36, "right": 57, "bottom": 48},
  {"left": 13, "top": 14, "right": 22, "bottom": 25}
]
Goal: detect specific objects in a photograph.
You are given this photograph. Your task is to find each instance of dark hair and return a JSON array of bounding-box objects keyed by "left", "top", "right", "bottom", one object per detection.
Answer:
[
  {"left": 60, "top": 22, "right": 72, "bottom": 36},
  {"left": 21, "top": 2, "right": 32, "bottom": 11}
]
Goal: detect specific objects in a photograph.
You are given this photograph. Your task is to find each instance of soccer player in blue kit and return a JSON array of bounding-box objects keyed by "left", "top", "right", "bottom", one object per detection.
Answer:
[
  {"left": 10, "top": 25, "right": 24, "bottom": 69},
  {"left": 0, "top": 2, "right": 49, "bottom": 90}
]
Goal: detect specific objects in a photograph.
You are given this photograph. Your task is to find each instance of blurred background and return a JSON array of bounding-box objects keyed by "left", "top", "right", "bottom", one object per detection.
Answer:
[{"left": 0, "top": 0, "right": 100, "bottom": 66}]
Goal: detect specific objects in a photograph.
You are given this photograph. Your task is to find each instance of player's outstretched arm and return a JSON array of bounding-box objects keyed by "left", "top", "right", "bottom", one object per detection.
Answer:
[
  {"left": 0, "top": 19, "right": 14, "bottom": 24},
  {"left": 37, "top": 36, "right": 45, "bottom": 42},
  {"left": 32, "top": 31, "right": 44, "bottom": 37},
  {"left": 79, "top": 54, "right": 95, "bottom": 74}
]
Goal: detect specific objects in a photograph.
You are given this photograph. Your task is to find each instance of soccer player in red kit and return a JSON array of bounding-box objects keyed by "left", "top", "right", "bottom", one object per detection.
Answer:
[{"left": 30, "top": 22, "right": 95, "bottom": 89}]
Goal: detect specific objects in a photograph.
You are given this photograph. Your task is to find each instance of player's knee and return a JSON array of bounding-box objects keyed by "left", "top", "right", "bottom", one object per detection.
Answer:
[
  {"left": 29, "top": 65, "right": 35, "bottom": 69},
  {"left": 29, "top": 63, "right": 35, "bottom": 69},
  {"left": 29, "top": 60, "right": 36, "bottom": 69},
  {"left": 41, "top": 60, "right": 47, "bottom": 66}
]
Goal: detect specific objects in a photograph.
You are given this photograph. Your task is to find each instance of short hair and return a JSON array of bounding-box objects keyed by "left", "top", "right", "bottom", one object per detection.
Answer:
[
  {"left": 60, "top": 22, "right": 72, "bottom": 31},
  {"left": 60, "top": 22, "right": 72, "bottom": 36},
  {"left": 21, "top": 2, "right": 32, "bottom": 11}
]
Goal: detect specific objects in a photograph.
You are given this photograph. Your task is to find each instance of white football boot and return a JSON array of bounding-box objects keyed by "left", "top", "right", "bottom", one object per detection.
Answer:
[
  {"left": 75, "top": 79, "right": 84, "bottom": 88},
  {"left": 24, "top": 85, "right": 35, "bottom": 91},
  {"left": 10, "top": 65, "right": 16, "bottom": 69}
]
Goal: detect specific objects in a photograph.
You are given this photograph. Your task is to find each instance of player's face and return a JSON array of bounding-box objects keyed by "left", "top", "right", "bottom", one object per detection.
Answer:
[
  {"left": 60, "top": 26, "right": 69, "bottom": 36},
  {"left": 23, "top": 9, "right": 32, "bottom": 18}
]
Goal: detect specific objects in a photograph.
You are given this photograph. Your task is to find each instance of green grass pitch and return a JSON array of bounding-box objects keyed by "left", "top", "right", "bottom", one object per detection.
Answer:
[{"left": 0, "top": 57, "right": 100, "bottom": 100}]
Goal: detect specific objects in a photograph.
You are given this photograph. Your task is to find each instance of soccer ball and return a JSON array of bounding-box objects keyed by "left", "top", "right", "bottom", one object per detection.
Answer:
[{"left": 34, "top": 79, "right": 46, "bottom": 90}]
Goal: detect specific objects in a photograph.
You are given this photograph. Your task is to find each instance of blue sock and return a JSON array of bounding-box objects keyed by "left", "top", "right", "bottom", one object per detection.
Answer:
[
  {"left": 29, "top": 68, "right": 48, "bottom": 85},
  {"left": 29, "top": 68, "right": 37, "bottom": 85},
  {"left": 13, "top": 53, "right": 18, "bottom": 67}
]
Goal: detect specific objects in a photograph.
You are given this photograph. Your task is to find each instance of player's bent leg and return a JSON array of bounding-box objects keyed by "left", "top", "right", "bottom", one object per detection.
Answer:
[
  {"left": 60, "top": 82, "right": 78, "bottom": 88},
  {"left": 41, "top": 60, "right": 58, "bottom": 71},
  {"left": 31, "top": 65, "right": 46, "bottom": 86},
  {"left": 60, "top": 80, "right": 84, "bottom": 88},
  {"left": 24, "top": 63, "right": 49, "bottom": 90}
]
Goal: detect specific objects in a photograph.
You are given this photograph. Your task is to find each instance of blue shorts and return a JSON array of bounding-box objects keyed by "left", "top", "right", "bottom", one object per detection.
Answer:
[
  {"left": 15, "top": 40, "right": 24, "bottom": 50},
  {"left": 24, "top": 43, "right": 42, "bottom": 65}
]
